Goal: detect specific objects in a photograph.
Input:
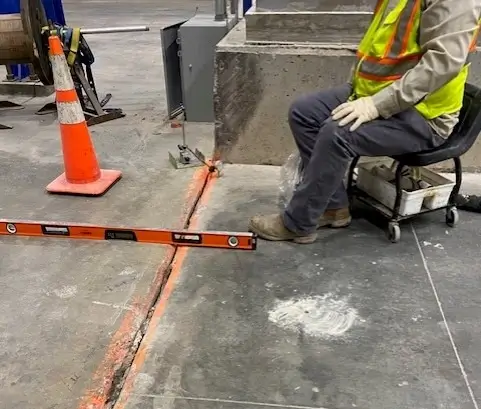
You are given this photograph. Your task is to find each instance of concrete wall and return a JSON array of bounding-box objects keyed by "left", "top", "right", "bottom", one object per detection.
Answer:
[{"left": 213, "top": 21, "right": 356, "bottom": 165}]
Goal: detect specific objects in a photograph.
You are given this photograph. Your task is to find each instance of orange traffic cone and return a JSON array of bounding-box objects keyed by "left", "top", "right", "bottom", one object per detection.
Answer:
[{"left": 46, "top": 33, "right": 122, "bottom": 196}]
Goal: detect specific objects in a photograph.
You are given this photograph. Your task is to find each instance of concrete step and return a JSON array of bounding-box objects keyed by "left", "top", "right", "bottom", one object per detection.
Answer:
[
  {"left": 254, "top": 0, "right": 376, "bottom": 12},
  {"left": 245, "top": 10, "right": 372, "bottom": 44}
]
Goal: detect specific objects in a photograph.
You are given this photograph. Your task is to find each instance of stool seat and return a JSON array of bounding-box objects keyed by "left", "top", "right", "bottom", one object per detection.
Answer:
[{"left": 392, "top": 83, "right": 481, "bottom": 167}]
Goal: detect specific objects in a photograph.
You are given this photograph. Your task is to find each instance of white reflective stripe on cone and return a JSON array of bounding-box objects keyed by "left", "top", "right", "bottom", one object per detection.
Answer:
[
  {"left": 49, "top": 54, "right": 75, "bottom": 91},
  {"left": 58, "top": 101, "right": 85, "bottom": 125}
]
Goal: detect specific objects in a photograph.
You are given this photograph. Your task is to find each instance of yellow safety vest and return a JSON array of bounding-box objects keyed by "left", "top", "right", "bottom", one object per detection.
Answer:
[{"left": 352, "top": 0, "right": 480, "bottom": 119}]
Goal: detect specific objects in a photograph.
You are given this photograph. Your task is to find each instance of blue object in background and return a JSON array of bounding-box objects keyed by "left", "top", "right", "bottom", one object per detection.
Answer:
[
  {"left": 1, "top": 0, "right": 21, "bottom": 13},
  {"left": 243, "top": 0, "right": 252, "bottom": 15},
  {"left": 0, "top": 0, "right": 66, "bottom": 80},
  {"left": 42, "top": 0, "right": 66, "bottom": 26}
]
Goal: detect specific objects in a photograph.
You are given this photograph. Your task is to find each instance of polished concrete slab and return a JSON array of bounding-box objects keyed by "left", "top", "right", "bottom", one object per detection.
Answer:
[
  {"left": 0, "top": 106, "right": 214, "bottom": 409},
  {"left": 411, "top": 212, "right": 481, "bottom": 402},
  {"left": 115, "top": 165, "right": 481, "bottom": 409}
]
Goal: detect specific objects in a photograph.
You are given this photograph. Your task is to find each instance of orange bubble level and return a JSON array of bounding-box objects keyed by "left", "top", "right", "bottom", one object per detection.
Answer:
[{"left": 0, "top": 219, "right": 257, "bottom": 250}]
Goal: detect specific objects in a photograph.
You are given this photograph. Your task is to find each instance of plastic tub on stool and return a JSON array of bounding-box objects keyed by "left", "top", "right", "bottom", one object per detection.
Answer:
[{"left": 356, "top": 161, "right": 456, "bottom": 217}]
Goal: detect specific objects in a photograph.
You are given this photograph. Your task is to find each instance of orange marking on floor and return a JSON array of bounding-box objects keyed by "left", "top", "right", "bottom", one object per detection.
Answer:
[
  {"left": 113, "top": 169, "right": 218, "bottom": 409},
  {"left": 76, "top": 165, "right": 215, "bottom": 409}
]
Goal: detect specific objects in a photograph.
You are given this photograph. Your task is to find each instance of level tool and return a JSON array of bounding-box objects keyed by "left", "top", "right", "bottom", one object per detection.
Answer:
[{"left": 0, "top": 220, "right": 257, "bottom": 250}]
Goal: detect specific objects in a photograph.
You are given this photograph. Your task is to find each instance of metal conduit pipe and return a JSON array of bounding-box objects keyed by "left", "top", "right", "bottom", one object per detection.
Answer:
[
  {"left": 80, "top": 26, "right": 149, "bottom": 35},
  {"left": 215, "top": 0, "right": 227, "bottom": 20},
  {"left": 0, "top": 0, "right": 149, "bottom": 85}
]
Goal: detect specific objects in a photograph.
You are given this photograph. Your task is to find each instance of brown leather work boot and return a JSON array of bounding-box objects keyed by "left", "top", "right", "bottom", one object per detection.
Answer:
[
  {"left": 318, "top": 208, "right": 351, "bottom": 229},
  {"left": 249, "top": 214, "right": 317, "bottom": 244}
]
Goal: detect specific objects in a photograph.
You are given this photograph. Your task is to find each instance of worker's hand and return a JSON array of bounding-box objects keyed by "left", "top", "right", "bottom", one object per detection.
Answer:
[{"left": 331, "top": 96, "right": 379, "bottom": 131}]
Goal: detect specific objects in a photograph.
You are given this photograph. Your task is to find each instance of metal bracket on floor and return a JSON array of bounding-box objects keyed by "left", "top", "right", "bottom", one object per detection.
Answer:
[
  {"left": 35, "top": 61, "right": 125, "bottom": 126},
  {"left": 0, "top": 219, "right": 257, "bottom": 251},
  {"left": 168, "top": 107, "right": 207, "bottom": 169},
  {"left": 0, "top": 101, "right": 24, "bottom": 111},
  {"left": 0, "top": 100, "right": 25, "bottom": 130}
]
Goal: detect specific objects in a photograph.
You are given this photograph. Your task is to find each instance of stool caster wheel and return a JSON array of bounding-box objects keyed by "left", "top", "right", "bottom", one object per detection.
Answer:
[
  {"left": 387, "top": 222, "right": 401, "bottom": 243},
  {"left": 446, "top": 206, "right": 459, "bottom": 227}
]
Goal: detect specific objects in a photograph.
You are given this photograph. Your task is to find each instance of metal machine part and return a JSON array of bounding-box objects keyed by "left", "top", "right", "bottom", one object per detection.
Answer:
[
  {"left": 168, "top": 108, "right": 206, "bottom": 169},
  {"left": 161, "top": 0, "right": 238, "bottom": 122},
  {"left": 161, "top": 14, "right": 235, "bottom": 122},
  {"left": 0, "top": 0, "right": 150, "bottom": 85},
  {"left": 80, "top": 26, "right": 149, "bottom": 35},
  {"left": 0, "top": 0, "right": 52, "bottom": 84},
  {"left": 215, "top": 0, "right": 227, "bottom": 20},
  {"left": 35, "top": 28, "right": 125, "bottom": 126},
  {"left": 0, "top": 82, "right": 25, "bottom": 129}
]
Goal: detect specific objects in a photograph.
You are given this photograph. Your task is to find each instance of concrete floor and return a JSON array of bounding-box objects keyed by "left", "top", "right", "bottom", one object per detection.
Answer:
[
  {"left": 2, "top": 1, "right": 481, "bottom": 409},
  {"left": 113, "top": 165, "right": 481, "bottom": 409}
]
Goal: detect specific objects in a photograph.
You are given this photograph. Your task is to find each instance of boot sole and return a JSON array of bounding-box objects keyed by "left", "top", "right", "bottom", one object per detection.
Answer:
[
  {"left": 317, "top": 217, "right": 352, "bottom": 229},
  {"left": 248, "top": 223, "right": 317, "bottom": 244}
]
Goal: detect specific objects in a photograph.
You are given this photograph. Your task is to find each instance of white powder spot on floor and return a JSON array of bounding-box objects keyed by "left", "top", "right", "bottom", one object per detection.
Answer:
[
  {"left": 312, "top": 387, "right": 320, "bottom": 393},
  {"left": 119, "top": 267, "right": 136, "bottom": 276},
  {"left": 423, "top": 241, "right": 432, "bottom": 246},
  {"left": 398, "top": 381, "right": 409, "bottom": 387},
  {"left": 268, "top": 294, "right": 359, "bottom": 338},
  {"left": 53, "top": 285, "right": 77, "bottom": 299},
  {"left": 434, "top": 243, "right": 444, "bottom": 250},
  {"left": 135, "top": 373, "right": 155, "bottom": 392},
  {"left": 371, "top": 261, "right": 377, "bottom": 265}
]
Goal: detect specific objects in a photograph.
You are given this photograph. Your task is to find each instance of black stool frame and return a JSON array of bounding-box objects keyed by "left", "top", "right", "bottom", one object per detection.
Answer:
[
  {"left": 344, "top": 82, "right": 481, "bottom": 243},
  {"left": 346, "top": 157, "right": 462, "bottom": 243}
]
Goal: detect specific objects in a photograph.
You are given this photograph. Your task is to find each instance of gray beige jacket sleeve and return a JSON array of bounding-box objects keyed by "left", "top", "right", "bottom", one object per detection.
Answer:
[{"left": 371, "top": 0, "right": 481, "bottom": 118}]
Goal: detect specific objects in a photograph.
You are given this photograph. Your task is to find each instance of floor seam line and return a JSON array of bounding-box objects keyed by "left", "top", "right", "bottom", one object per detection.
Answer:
[
  {"left": 411, "top": 223, "right": 479, "bottom": 409},
  {"left": 132, "top": 394, "right": 329, "bottom": 409},
  {"left": 108, "top": 168, "right": 216, "bottom": 409}
]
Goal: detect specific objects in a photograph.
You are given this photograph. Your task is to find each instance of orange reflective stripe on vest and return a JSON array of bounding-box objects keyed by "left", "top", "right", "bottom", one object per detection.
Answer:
[
  {"left": 374, "top": 0, "right": 384, "bottom": 15},
  {"left": 384, "top": 0, "right": 420, "bottom": 58},
  {"left": 359, "top": 57, "right": 420, "bottom": 81},
  {"left": 356, "top": 0, "right": 422, "bottom": 81},
  {"left": 469, "top": 23, "right": 480, "bottom": 52}
]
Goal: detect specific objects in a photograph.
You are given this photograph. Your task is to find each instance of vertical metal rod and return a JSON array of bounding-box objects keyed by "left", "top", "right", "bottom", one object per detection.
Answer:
[
  {"left": 215, "top": 0, "right": 227, "bottom": 20},
  {"left": 5, "top": 66, "right": 14, "bottom": 81},
  {"left": 237, "top": 0, "right": 243, "bottom": 18},
  {"left": 181, "top": 110, "right": 187, "bottom": 146}
]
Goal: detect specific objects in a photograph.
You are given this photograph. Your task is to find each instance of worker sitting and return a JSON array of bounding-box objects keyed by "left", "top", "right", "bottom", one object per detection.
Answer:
[{"left": 249, "top": 0, "right": 481, "bottom": 243}]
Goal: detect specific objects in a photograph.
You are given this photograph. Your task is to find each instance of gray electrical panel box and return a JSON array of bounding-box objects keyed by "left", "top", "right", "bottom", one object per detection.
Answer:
[{"left": 161, "top": 14, "right": 236, "bottom": 122}]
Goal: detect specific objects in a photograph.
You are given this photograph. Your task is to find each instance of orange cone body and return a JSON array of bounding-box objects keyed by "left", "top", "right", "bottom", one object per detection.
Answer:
[{"left": 46, "top": 34, "right": 121, "bottom": 196}]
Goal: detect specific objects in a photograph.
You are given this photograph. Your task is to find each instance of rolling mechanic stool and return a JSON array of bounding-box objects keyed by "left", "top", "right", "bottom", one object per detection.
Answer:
[{"left": 347, "top": 83, "right": 481, "bottom": 243}]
